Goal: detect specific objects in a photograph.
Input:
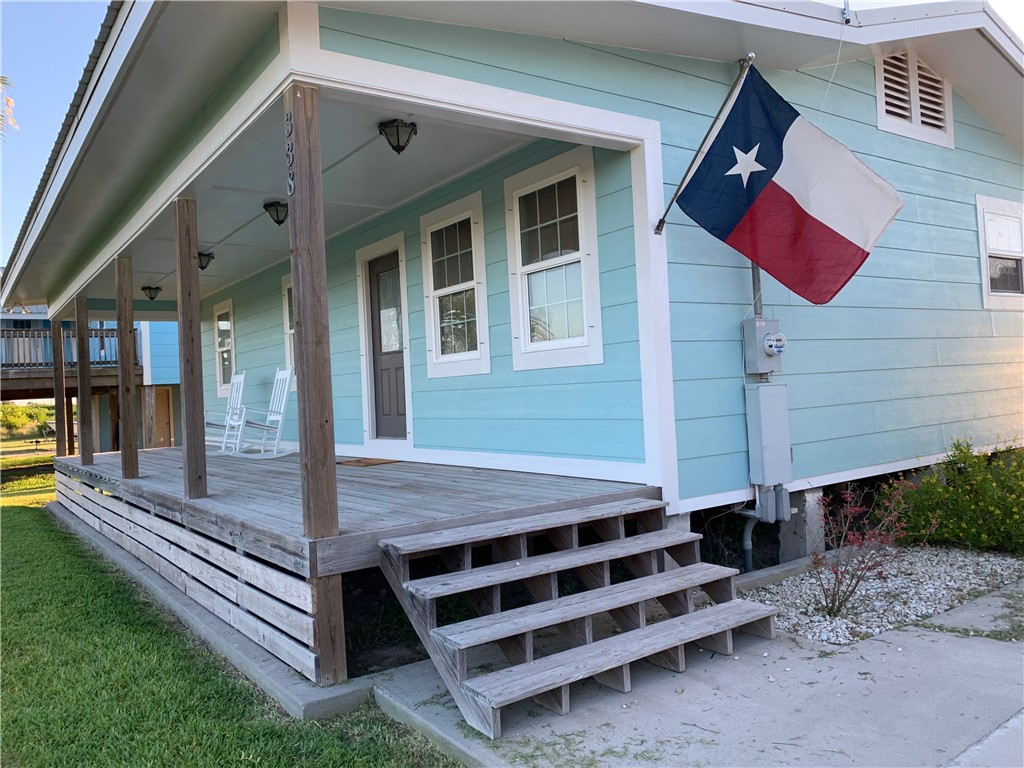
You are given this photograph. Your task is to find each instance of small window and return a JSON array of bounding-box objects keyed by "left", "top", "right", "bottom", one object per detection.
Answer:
[
  {"left": 420, "top": 192, "right": 490, "bottom": 378},
  {"left": 977, "top": 195, "right": 1024, "bottom": 310},
  {"left": 876, "top": 51, "right": 953, "bottom": 148},
  {"left": 504, "top": 146, "right": 603, "bottom": 371},
  {"left": 214, "top": 299, "right": 235, "bottom": 397}
]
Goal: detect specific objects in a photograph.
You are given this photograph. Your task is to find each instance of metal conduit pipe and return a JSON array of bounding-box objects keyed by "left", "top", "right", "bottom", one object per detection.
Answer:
[{"left": 739, "top": 511, "right": 758, "bottom": 574}]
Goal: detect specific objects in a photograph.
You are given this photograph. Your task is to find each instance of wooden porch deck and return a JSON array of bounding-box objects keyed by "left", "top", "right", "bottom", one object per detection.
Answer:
[{"left": 55, "top": 448, "right": 657, "bottom": 577}]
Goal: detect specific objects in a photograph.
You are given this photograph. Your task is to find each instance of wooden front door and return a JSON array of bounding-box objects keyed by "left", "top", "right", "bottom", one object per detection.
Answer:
[
  {"left": 368, "top": 252, "right": 406, "bottom": 438},
  {"left": 154, "top": 386, "right": 173, "bottom": 447}
]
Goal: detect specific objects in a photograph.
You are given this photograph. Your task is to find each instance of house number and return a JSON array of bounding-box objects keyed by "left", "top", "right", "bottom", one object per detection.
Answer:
[{"left": 284, "top": 111, "right": 295, "bottom": 197}]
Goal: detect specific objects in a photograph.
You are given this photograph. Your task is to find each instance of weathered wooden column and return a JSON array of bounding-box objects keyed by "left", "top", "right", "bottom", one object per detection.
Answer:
[
  {"left": 285, "top": 82, "right": 346, "bottom": 685},
  {"left": 173, "top": 198, "right": 207, "bottom": 498},
  {"left": 74, "top": 294, "right": 94, "bottom": 465},
  {"left": 52, "top": 318, "right": 68, "bottom": 457},
  {"left": 65, "top": 394, "right": 75, "bottom": 455},
  {"left": 116, "top": 255, "right": 139, "bottom": 477}
]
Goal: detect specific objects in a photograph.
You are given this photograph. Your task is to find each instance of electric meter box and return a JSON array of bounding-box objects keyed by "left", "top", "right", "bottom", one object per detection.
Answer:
[
  {"left": 742, "top": 317, "right": 786, "bottom": 375},
  {"left": 745, "top": 382, "right": 793, "bottom": 486}
]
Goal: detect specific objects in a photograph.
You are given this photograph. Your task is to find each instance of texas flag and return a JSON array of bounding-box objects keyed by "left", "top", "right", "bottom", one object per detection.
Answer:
[{"left": 677, "top": 66, "right": 903, "bottom": 305}]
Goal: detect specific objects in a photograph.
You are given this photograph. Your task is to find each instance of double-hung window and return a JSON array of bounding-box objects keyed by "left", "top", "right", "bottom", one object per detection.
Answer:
[
  {"left": 213, "top": 299, "right": 235, "bottom": 397},
  {"left": 977, "top": 195, "right": 1024, "bottom": 310},
  {"left": 504, "top": 146, "right": 603, "bottom": 370},
  {"left": 420, "top": 192, "right": 490, "bottom": 377}
]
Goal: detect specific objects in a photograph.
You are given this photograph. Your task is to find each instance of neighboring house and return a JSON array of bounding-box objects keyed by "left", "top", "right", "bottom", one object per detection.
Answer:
[{"left": 1, "top": 0, "right": 1020, "bottom": 736}]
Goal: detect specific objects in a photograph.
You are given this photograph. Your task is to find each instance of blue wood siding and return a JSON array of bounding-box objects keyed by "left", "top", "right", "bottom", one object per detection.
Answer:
[
  {"left": 201, "top": 140, "right": 645, "bottom": 462},
  {"left": 144, "top": 322, "right": 180, "bottom": 385},
  {"left": 316, "top": 8, "right": 1023, "bottom": 498}
]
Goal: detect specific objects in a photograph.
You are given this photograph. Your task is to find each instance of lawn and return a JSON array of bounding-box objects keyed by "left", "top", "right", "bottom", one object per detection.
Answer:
[{"left": 0, "top": 453, "right": 459, "bottom": 768}]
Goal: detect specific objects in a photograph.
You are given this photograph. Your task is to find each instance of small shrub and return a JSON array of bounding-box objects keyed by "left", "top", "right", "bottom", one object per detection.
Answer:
[
  {"left": 809, "top": 486, "right": 919, "bottom": 617},
  {"left": 882, "top": 439, "right": 1024, "bottom": 555}
]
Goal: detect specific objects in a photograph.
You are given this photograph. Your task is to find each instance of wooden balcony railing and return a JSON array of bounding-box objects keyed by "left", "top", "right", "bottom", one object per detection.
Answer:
[{"left": 0, "top": 328, "right": 139, "bottom": 369}]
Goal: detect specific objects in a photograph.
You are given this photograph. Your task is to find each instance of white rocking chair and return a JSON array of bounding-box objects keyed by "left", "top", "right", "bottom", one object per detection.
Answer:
[
  {"left": 235, "top": 367, "right": 292, "bottom": 456},
  {"left": 205, "top": 371, "right": 247, "bottom": 453}
]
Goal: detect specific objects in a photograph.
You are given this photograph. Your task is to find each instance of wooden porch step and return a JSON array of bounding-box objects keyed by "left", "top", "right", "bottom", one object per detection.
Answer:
[
  {"left": 380, "top": 497, "right": 668, "bottom": 557},
  {"left": 434, "top": 562, "right": 738, "bottom": 651},
  {"left": 464, "top": 598, "right": 777, "bottom": 710},
  {"left": 405, "top": 528, "right": 701, "bottom": 600}
]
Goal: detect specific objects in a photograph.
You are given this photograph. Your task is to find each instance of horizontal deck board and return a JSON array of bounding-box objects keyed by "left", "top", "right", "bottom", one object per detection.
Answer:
[
  {"left": 464, "top": 600, "right": 777, "bottom": 708},
  {"left": 406, "top": 529, "right": 701, "bottom": 599},
  {"left": 435, "top": 563, "right": 738, "bottom": 650}
]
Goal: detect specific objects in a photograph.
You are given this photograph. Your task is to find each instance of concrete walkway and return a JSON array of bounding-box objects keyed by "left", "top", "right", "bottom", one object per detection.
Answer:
[{"left": 375, "top": 580, "right": 1024, "bottom": 768}]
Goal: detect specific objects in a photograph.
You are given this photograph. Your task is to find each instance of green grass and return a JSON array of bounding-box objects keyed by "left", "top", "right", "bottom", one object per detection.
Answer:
[{"left": 0, "top": 459, "right": 460, "bottom": 768}]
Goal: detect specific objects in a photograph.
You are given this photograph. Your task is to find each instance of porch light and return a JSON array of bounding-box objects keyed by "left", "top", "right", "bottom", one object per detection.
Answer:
[
  {"left": 263, "top": 201, "right": 289, "bottom": 226},
  {"left": 197, "top": 251, "right": 215, "bottom": 270},
  {"left": 141, "top": 286, "right": 162, "bottom": 301},
  {"left": 378, "top": 119, "right": 417, "bottom": 155}
]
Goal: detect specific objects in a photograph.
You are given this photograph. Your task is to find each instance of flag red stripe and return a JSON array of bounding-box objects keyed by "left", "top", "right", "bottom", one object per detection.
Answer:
[{"left": 725, "top": 181, "right": 869, "bottom": 305}]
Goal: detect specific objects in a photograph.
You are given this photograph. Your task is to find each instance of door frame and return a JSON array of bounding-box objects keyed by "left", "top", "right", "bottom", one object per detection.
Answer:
[{"left": 355, "top": 232, "right": 413, "bottom": 446}]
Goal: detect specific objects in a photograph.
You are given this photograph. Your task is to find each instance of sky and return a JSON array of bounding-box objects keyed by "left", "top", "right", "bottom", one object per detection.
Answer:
[{"left": 1, "top": 0, "right": 1022, "bottom": 272}]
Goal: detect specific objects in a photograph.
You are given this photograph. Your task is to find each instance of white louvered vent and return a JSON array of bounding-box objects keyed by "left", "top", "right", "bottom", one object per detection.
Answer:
[{"left": 876, "top": 51, "right": 953, "bottom": 147}]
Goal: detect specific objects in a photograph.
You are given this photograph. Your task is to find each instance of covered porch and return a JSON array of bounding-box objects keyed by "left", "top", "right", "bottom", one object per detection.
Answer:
[{"left": 54, "top": 447, "right": 658, "bottom": 684}]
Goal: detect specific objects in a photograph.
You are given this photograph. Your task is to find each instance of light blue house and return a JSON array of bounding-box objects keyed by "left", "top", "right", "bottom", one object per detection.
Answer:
[{"left": 2, "top": 0, "right": 1021, "bottom": 733}]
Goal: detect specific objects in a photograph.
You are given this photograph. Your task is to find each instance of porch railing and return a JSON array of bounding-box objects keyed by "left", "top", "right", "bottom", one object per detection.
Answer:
[{"left": 0, "top": 328, "right": 139, "bottom": 369}]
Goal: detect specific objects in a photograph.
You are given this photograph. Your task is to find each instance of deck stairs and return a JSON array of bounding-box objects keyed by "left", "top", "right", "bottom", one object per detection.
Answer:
[{"left": 378, "top": 495, "right": 777, "bottom": 738}]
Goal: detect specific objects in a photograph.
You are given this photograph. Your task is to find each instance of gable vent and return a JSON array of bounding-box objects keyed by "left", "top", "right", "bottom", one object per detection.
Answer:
[{"left": 876, "top": 51, "right": 953, "bottom": 147}]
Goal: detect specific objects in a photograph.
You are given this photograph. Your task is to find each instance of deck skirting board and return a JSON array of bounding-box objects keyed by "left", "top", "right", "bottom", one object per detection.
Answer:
[{"left": 56, "top": 471, "right": 319, "bottom": 681}]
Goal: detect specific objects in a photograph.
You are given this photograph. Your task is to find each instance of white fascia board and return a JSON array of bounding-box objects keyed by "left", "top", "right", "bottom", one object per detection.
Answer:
[
  {"left": 48, "top": 57, "right": 293, "bottom": 319},
  {"left": 1, "top": 2, "right": 154, "bottom": 311}
]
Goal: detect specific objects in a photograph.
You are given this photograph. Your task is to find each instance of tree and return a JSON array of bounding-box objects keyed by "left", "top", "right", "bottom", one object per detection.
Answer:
[{"left": 1, "top": 76, "right": 18, "bottom": 138}]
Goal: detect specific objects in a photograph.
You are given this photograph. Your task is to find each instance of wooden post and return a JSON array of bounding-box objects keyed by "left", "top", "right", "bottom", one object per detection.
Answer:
[
  {"left": 65, "top": 394, "right": 75, "bottom": 455},
  {"left": 116, "top": 255, "right": 139, "bottom": 477},
  {"left": 74, "top": 294, "right": 94, "bottom": 465},
  {"left": 142, "top": 386, "right": 156, "bottom": 449},
  {"left": 109, "top": 389, "right": 120, "bottom": 452},
  {"left": 52, "top": 320, "right": 68, "bottom": 457},
  {"left": 173, "top": 198, "right": 207, "bottom": 498},
  {"left": 285, "top": 82, "right": 345, "bottom": 684}
]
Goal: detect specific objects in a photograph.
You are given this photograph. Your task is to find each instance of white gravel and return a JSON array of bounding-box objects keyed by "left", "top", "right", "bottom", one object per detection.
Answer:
[{"left": 743, "top": 547, "right": 1024, "bottom": 645}]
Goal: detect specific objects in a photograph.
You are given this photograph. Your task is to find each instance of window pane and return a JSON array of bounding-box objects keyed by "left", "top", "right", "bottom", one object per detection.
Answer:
[
  {"left": 219, "top": 350, "right": 232, "bottom": 385},
  {"left": 518, "top": 176, "right": 580, "bottom": 265},
  {"left": 520, "top": 193, "right": 538, "bottom": 229},
  {"left": 377, "top": 267, "right": 403, "bottom": 353},
  {"left": 216, "top": 312, "right": 231, "bottom": 347},
  {"left": 437, "top": 288, "right": 477, "bottom": 355},
  {"left": 537, "top": 184, "right": 558, "bottom": 224},
  {"left": 990, "top": 256, "right": 1024, "bottom": 293},
  {"left": 521, "top": 230, "right": 540, "bottom": 266},
  {"left": 527, "top": 261, "right": 585, "bottom": 343},
  {"left": 557, "top": 177, "right": 577, "bottom": 216},
  {"left": 565, "top": 260, "right": 583, "bottom": 300},
  {"left": 432, "top": 219, "right": 473, "bottom": 290}
]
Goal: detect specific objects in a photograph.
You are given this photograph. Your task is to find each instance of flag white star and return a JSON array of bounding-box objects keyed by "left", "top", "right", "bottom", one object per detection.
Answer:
[{"left": 725, "top": 144, "right": 766, "bottom": 188}]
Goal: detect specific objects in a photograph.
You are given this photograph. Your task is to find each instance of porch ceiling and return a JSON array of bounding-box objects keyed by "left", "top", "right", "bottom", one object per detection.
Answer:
[{"left": 86, "top": 95, "right": 527, "bottom": 312}]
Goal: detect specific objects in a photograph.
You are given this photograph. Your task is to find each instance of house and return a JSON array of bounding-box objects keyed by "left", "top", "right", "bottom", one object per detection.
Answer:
[
  {"left": 1, "top": 298, "right": 180, "bottom": 451},
  {"left": 2, "top": 0, "right": 1020, "bottom": 738}
]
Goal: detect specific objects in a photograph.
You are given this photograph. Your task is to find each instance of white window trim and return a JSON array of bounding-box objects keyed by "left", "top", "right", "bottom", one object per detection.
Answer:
[
  {"left": 213, "top": 299, "right": 235, "bottom": 398},
  {"left": 875, "top": 50, "right": 954, "bottom": 149},
  {"left": 355, "top": 232, "right": 414, "bottom": 443},
  {"left": 977, "top": 194, "right": 1024, "bottom": 311},
  {"left": 419, "top": 191, "right": 491, "bottom": 378},
  {"left": 504, "top": 145, "right": 603, "bottom": 371},
  {"left": 280, "top": 274, "right": 298, "bottom": 391}
]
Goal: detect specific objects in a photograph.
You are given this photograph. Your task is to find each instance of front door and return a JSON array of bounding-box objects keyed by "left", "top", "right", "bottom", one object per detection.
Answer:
[{"left": 368, "top": 252, "right": 406, "bottom": 438}]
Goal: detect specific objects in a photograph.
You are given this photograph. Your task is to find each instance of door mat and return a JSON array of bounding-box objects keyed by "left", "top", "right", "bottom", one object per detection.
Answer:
[{"left": 338, "top": 458, "right": 398, "bottom": 467}]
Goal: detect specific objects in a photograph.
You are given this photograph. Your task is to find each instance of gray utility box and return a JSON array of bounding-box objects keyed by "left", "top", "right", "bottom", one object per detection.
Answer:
[
  {"left": 745, "top": 382, "right": 793, "bottom": 486},
  {"left": 742, "top": 317, "right": 785, "bottom": 375}
]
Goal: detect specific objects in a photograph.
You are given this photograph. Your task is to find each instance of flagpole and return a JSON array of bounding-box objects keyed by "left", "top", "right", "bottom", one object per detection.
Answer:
[{"left": 654, "top": 52, "right": 756, "bottom": 235}]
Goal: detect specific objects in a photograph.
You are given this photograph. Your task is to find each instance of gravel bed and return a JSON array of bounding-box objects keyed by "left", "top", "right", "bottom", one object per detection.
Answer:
[{"left": 743, "top": 547, "right": 1024, "bottom": 645}]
